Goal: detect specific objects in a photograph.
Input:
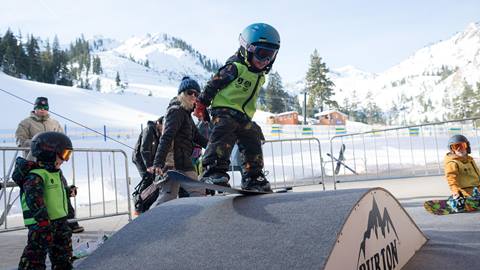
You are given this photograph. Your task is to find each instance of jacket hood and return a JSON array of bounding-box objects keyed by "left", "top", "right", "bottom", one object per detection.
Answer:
[{"left": 170, "top": 95, "right": 194, "bottom": 112}]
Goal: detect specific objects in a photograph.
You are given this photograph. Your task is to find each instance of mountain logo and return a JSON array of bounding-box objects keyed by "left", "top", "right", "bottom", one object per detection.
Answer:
[{"left": 357, "top": 197, "right": 400, "bottom": 270}]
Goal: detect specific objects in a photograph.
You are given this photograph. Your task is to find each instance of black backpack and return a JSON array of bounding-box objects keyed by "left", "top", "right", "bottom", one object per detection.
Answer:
[
  {"left": 132, "top": 179, "right": 161, "bottom": 213},
  {"left": 132, "top": 131, "right": 143, "bottom": 165},
  {"left": 11, "top": 157, "right": 39, "bottom": 192}
]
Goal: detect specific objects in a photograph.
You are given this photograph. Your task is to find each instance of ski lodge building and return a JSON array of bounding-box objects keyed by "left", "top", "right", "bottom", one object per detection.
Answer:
[
  {"left": 266, "top": 111, "right": 299, "bottom": 125},
  {"left": 315, "top": 110, "right": 347, "bottom": 125}
]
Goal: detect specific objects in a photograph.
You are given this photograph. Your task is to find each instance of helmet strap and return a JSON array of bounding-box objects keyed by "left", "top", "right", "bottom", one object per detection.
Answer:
[{"left": 238, "top": 47, "right": 252, "bottom": 68}]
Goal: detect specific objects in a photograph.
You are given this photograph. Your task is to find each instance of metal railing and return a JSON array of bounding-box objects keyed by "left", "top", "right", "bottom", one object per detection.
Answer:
[
  {"left": 329, "top": 117, "right": 480, "bottom": 189},
  {"left": 227, "top": 138, "right": 325, "bottom": 190},
  {"left": 0, "top": 147, "right": 132, "bottom": 232}
]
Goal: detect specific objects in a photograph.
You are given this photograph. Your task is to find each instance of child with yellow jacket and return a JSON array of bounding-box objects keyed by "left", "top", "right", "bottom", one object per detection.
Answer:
[{"left": 444, "top": 134, "right": 480, "bottom": 210}]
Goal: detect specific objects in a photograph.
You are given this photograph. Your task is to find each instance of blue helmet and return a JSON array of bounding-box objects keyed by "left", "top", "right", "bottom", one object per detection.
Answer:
[
  {"left": 448, "top": 134, "right": 471, "bottom": 154},
  {"left": 239, "top": 23, "right": 280, "bottom": 50},
  {"left": 238, "top": 23, "right": 280, "bottom": 72}
]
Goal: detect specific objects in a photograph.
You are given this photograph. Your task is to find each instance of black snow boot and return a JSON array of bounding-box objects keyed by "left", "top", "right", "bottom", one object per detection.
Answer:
[{"left": 241, "top": 174, "right": 272, "bottom": 193}]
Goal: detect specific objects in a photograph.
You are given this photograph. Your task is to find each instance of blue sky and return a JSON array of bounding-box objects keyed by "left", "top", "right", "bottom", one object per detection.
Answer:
[{"left": 2, "top": 0, "right": 480, "bottom": 82}]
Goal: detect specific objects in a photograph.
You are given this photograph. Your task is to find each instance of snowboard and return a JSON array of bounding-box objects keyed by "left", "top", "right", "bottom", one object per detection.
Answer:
[
  {"left": 334, "top": 144, "right": 346, "bottom": 175},
  {"left": 424, "top": 197, "right": 480, "bottom": 215},
  {"left": 72, "top": 234, "right": 109, "bottom": 261},
  {"left": 166, "top": 170, "right": 290, "bottom": 195}
]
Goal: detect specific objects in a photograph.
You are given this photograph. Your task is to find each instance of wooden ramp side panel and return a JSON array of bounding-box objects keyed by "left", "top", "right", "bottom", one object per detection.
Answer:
[{"left": 324, "top": 188, "right": 427, "bottom": 270}]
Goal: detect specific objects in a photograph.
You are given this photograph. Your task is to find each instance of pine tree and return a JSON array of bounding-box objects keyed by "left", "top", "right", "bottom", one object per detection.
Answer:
[
  {"left": 305, "top": 49, "right": 336, "bottom": 115},
  {"left": 340, "top": 96, "right": 352, "bottom": 118},
  {"left": 1, "top": 29, "right": 18, "bottom": 76},
  {"left": 257, "top": 86, "right": 267, "bottom": 109},
  {"left": 51, "top": 36, "right": 72, "bottom": 85},
  {"left": 264, "top": 71, "right": 287, "bottom": 113},
  {"left": 85, "top": 55, "right": 91, "bottom": 76},
  {"left": 52, "top": 35, "right": 62, "bottom": 83},
  {"left": 14, "top": 32, "right": 28, "bottom": 77},
  {"left": 26, "top": 35, "right": 42, "bottom": 80},
  {"left": 92, "top": 56, "right": 103, "bottom": 74},
  {"left": 95, "top": 78, "right": 101, "bottom": 91},
  {"left": 289, "top": 94, "right": 302, "bottom": 114},
  {"left": 365, "top": 92, "right": 385, "bottom": 124},
  {"left": 339, "top": 90, "right": 367, "bottom": 123},
  {"left": 40, "top": 39, "right": 54, "bottom": 83},
  {"left": 57, "top": 49, "right": 73, "bottom": 86},
  {"left": 115, "top": 71, "right": 121, "bottom": 86},
  {"left": 451, "top": 82, "right": 480, "bottom": 119}
]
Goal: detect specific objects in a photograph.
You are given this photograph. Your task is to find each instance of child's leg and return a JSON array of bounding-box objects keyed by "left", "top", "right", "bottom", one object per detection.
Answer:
[
  {"left": 237, "top": 121, "right": 265, "bottom": 178},
  {"left": 237, "top": 122, "right": 271, "bottom": 192},
  {"left": 49, "top": 220, "right": 73, "bottom": 269},
  {"left": 18, "top": 226, "right": 48, "bottom": 270},
  {"left": 202, "top": 116, "right": 238, "bottom": 178}
]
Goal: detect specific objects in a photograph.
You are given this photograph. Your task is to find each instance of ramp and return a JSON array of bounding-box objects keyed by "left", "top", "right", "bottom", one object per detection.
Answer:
[{"left": 78, "top": 188, "right": 426, "bottom": 270}]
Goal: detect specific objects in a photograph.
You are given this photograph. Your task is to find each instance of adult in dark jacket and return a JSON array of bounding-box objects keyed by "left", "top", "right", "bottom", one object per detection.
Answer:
[
  {"left": 151, "top": 77, "right": 208, "bottom": 207},
  {"left": 132, "top": 117, "right": 163, "bottom": 192}
]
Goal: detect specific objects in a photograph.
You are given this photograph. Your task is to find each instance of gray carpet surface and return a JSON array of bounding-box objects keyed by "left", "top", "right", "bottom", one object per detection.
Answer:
[
  {"left": 401, "top": 200, "right": 480, "bottom": 269},
  {"left": 78, "top": 189, "right": 368, "bottom": 270}
]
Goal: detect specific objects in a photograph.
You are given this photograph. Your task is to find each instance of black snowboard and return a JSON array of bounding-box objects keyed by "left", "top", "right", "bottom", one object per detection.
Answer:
[
  {"left": 166, "top": 170, "right": 289, "bottom": 195},
  {"left": 334, "top": 143, "right": 346, "bottom": 175}
]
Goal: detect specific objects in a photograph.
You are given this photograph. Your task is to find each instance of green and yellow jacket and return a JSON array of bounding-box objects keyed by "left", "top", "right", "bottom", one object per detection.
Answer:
[
  {"left": 198, "top": 54, "right": 266, "bottom": 120},
  {"left": 21, "top": 168, "right": 69, "bottom": 226}
]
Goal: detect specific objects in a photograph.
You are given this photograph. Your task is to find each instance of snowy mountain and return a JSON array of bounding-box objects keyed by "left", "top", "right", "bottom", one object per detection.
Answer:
[
  {"left": 84, "top": 22, "right": 480, "bottom": 125},
  {"left": 87, "top": 33, "right": 220, "bottom": 98},
  {"left": 329, "top": 22, "right": 480, "bottom": 123}
]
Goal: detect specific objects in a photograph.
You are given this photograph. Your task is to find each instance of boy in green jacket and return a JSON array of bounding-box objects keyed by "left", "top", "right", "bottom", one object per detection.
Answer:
[
  {"left": 194, "top": 23, "right": 280, "bottom": 192},
  {"left": 18, "top": 132, "right": 75, "bottom": 269}
]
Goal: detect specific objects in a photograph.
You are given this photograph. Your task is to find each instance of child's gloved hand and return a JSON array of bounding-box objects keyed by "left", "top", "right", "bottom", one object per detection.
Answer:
[
  {"left": 193, "top": 100, "right": 208, "bottom": 121},
  {"left": 32, "top": 220, "right": 54, "bottom": 247},
  {"left": 69, "top": 185, "right": 78, "bottom": 197}
]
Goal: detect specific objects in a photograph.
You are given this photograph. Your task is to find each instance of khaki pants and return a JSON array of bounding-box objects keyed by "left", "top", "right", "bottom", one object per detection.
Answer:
[{"left": 151, "top": 170, "right": 204, "bottom": 208}]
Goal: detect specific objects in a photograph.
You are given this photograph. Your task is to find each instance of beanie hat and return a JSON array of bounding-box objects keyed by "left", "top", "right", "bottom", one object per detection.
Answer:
[
  {"left": 34, "top": 97, "right": 49, "bottom": 110},
  {"left": 178, "top": 76, "right": 201, "bottom": 95}
]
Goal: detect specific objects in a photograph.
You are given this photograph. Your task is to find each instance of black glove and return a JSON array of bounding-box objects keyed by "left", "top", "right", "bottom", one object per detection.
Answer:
[{"left": 69, "top": 185, "right": 78, "bottom": 197}]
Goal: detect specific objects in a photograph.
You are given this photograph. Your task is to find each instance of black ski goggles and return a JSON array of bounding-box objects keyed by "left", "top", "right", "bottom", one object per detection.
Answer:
[{"left": 252, "top": 45, "right": 278, "bottom": 62}]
